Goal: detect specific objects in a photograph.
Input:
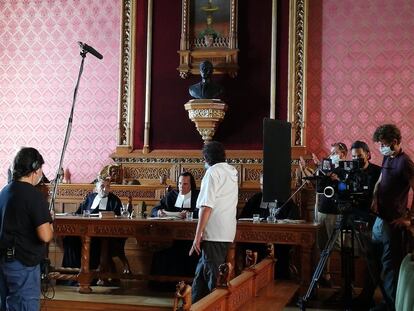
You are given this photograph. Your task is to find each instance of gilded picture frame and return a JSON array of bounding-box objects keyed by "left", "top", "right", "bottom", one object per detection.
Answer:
[{"left": 178, "top": 0, "right": 238, "bottom": 78}]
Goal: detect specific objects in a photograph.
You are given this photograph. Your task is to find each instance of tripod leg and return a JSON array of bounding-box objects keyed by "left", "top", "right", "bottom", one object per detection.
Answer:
[
  {"left": 299, "top": 225, "right": 342, "bottom": 308},
  {"left": 341, "top": 227, "right": 355, "bottom": 310}
]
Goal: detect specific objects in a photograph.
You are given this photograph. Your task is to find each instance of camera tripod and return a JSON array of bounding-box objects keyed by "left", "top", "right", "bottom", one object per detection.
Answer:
[{"left": 298, "top": 212, "right": 368, "bottom": 311}]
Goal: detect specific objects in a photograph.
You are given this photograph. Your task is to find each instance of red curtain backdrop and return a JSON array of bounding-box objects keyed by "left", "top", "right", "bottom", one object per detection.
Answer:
[
  {"left": 307, "top": 0, "right": 414, "bottom": 164},
  {"left": 133, "top": 0, "right": 289, "bottom": 150}
]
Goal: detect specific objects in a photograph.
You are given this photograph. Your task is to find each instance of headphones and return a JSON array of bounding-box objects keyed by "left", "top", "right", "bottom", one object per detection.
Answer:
[{"left": 31, "top": 161, "right": 40, "bottom": 171}]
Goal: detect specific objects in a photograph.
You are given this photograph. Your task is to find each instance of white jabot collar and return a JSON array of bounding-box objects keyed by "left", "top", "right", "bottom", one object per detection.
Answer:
[{"left": 175, "top": 191, "right": 192, "bottom": 208}]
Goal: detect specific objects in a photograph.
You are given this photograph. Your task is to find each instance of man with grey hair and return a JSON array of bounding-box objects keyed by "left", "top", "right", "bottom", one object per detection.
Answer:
[{"left": 62, "top": 177, "right": 131, "bottom": 277}]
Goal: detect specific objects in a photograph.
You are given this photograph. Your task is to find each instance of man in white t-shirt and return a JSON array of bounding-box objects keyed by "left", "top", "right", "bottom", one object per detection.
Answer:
[{"left": 189, "top": 141, "right": 238, "bottom": 303}]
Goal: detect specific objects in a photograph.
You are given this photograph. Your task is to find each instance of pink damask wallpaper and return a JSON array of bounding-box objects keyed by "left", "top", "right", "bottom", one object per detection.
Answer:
[
  {"left": 0, "top": 0, "right": 120, "bottom": 185},
  {"left": 307, "top": 0, "right": 414, "bottom": 164}
]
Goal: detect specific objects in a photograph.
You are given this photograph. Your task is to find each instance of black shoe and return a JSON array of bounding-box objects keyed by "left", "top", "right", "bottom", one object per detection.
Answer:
[
  {"left": 318, "top": 276, "right": 332, "bottom": 288},
  {"left": 352, "top": 295, "right": 375, "bottom": 309},
  {"left": 369, "top": 301, "right": 388, "bottom": 311}
]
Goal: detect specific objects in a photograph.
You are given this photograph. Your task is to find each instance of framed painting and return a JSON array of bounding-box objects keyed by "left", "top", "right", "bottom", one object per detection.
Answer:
[{"left": 178, "top": 0, "right": 238, "bottom": 78}]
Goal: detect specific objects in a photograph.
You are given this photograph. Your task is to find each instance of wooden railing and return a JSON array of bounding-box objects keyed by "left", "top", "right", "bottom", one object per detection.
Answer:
[{"left": 191, "top": 258, "right": 275, "bottom": 310}]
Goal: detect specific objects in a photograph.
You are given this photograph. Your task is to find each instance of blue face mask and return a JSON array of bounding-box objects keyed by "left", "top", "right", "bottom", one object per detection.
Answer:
[
  {"left": 204, "top": 162, "right": 210, "bottom": 170},
  {"left": 380, "top": 145, "right": 393, "bottom": 156},
  {"left": 330, "top": 154, "right": 340, "bottom": 166}
]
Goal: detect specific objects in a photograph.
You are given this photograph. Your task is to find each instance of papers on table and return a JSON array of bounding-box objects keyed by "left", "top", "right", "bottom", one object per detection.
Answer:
[
  {"left": 237, "top": 218, "right": 305, "bottom": 224},
  {"left": 238, "top": 218, "right": 264, "bottom": 222},
  {"left": 148, "top": 216, "right": 179, "bottom": 220}
]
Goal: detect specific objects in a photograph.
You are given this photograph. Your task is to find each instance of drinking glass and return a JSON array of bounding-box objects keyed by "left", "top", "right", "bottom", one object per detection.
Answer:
[
  {"left": 252, "top": 214, "right": 260, "bottom": 223},
  {"left": 266, "top": 200, "right": 278, "bottom": 223},
  {"left": 185, "top": 211, "right": 194, "bottom": 221},
  {"left": 121, "top": 204, "right": 130, "bottom": 218}
]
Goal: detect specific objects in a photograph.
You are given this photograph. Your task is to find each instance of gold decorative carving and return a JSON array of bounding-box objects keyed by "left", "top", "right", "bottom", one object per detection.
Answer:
[
  {"left": 123, "top": 166, "right": 175, "bottom": 181},
  {"left": 119, "top": 0, "right": 134, "bottom": 146},
  {"left": 293, "top": 0, "right": 305, "bottom": 146},
  {"left": 288, "top": 0, "right": 307, "bottom": 147},
  {"left": 184, "top": 99, "right": 228, "bottom": 143},
  {"left": 188, "top": 108, "right": 226, "bottom": 119},
  {"left": 178, "top": 0, "right": 239, "bottom": 78}
]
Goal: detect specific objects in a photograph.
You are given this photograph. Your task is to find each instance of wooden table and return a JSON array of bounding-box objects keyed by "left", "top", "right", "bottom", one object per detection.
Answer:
[{"left": 53, "top": 216, "right": 320, "bottom": 293}]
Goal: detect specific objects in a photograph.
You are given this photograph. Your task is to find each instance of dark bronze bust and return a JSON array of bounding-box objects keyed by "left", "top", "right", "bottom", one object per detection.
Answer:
[{"left": 189, "top": 60, "right": 223, "bottom": 99}]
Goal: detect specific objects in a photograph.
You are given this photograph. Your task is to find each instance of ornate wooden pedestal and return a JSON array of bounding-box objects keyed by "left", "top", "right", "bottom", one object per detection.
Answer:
[{"left": 184, "top": 99, "right": 228, "bottom": 143}]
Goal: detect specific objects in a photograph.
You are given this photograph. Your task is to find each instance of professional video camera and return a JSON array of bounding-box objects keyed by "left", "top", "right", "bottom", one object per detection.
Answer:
[{"left": 316, "top": 158, "right": 369, "bottom": 214}]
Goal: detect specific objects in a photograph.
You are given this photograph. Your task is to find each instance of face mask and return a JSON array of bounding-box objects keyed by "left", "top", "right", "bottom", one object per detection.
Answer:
[
  {"left": 204, "top": 163, "right": 210, "bottom": 170},
  {"left": 380, "top": 145, "right": 393, "bottom": 156},
  {"left": 36, "top": 173, "right": 43, "bottom": 185},
  {"left": 330, "top": 154, "right": 340, "bottom": 166}
]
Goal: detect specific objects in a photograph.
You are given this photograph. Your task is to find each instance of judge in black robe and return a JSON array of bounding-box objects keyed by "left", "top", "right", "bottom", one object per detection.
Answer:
[
  {"left": 62, "top": 179, "right": 130, "bottom": 274},
  {"left": 149, "top": 172, "right": 200, "bottom": 289}
]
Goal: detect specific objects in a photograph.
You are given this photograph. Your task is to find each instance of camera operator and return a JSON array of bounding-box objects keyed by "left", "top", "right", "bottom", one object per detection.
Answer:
[
  {"left": 348, "top": 141, "right": 381, "bottom": 308},
  {"left": 349, "top": 140, "right": 382, "bottom": 223},
  {"left": 315, "top": 142, "right": 348, "bottom": 287},
  {"left": 367, "top": 124, "right": 414, "bottom": 311}
]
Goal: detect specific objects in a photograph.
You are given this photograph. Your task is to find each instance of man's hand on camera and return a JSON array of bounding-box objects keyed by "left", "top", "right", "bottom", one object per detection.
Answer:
[{"left": 329, "top": 173, "right": 340, "bottom": 181}]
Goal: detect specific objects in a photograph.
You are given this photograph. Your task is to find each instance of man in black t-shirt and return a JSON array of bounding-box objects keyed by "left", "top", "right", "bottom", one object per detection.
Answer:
[{"left": 0, "top": 147, "right": 53, "bottom": 311}]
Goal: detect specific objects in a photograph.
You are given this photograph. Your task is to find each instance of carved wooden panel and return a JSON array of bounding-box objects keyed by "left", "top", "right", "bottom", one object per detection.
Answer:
[
  {"left": 242, "top": 165, "right": 262, "bottom": 183},
  {"left": 122, "top": 164, "right": 178, "bottom": 182},
  {"left": 227, "top": 280, "right": 253, "bottom": 310},
  {"left": 92, "top": 224, "right": 136, "bottom": 237},
  {"left": 236, "top": 230, "right": 299, "bottom": 244}
]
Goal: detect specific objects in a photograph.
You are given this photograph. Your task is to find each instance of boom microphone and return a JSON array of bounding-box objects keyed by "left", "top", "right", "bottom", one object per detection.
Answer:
[{"left": 78, "top": 42, "right": 103, "bottom": 60}]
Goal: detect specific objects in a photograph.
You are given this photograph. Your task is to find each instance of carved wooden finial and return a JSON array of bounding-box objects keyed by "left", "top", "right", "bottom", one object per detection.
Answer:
[
  {"left": 216, "top": 262, "right": 232, "bottom": 288},
  {"left": 266, "top": 243, "right": 275, "bottom": 258},
  {"left": 173, "top": 281, "right": 192, "bottom": 311},
  {"left": 245, "top": 249, "right": 258, "bottom": 268}
]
